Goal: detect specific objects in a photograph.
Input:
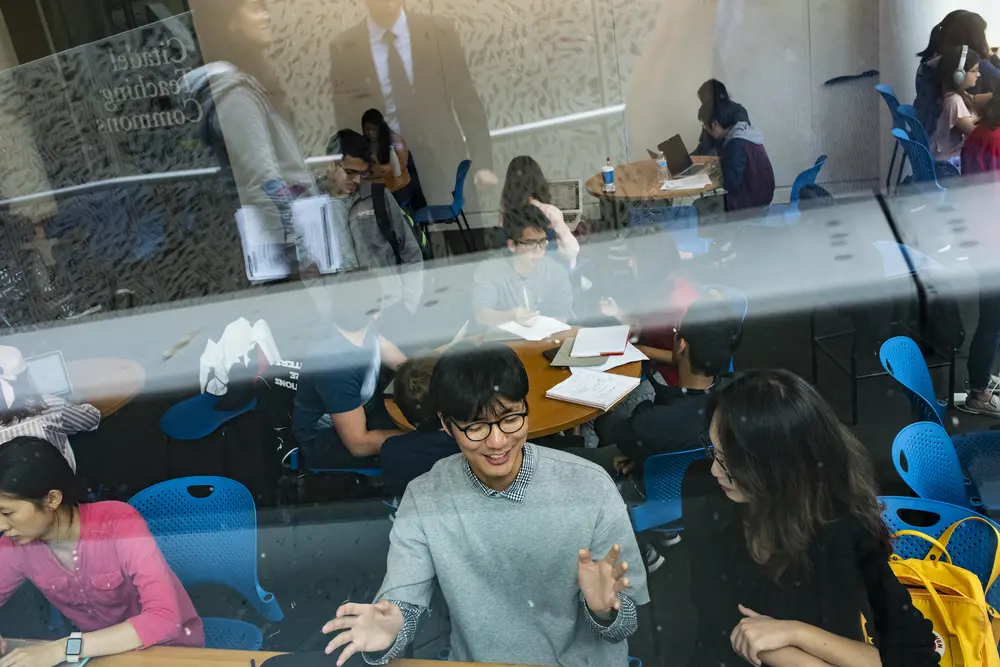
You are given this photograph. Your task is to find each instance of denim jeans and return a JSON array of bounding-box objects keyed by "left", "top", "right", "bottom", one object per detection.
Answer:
[{"left": 967, "top": 285, "right": 1000, "bottom": 391}]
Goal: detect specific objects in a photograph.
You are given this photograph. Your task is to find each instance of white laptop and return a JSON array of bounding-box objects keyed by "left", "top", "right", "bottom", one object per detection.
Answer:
[
  {"left": 25, "top": 351, "right": 74, "bottom": 399},
  {"left": 547, "top": 180, "right": 583, "bottom": 230}
]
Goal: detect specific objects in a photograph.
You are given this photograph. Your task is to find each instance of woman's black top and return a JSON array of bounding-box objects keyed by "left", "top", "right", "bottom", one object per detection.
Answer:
[{"left": 682, "top": 459, "right": 940, "bottom": 666}]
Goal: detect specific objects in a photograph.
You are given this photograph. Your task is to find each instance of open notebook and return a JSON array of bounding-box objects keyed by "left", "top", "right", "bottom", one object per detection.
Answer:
[{"left": 545, "top": 370, "right": 640, "bottom": 411}]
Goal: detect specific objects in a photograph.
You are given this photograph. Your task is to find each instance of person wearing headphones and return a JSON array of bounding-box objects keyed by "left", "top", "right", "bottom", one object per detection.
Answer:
[{"left": 931, "top": 44, "right": 982, "bottom": 171}]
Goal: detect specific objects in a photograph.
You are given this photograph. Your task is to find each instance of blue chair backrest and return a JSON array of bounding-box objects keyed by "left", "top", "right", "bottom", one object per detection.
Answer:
[
  {"left": 450, "top": 160, "right": 472, "bottom": 216},
  {"left": 875, "top": 84, "right": 903, "bottom": 127},
  {"left": 787, "top": 155, "right": 828, "bottom": 215},
  {"left": 891, "top": 128, "right": 944, "bottom": 191},
  {"left": 879, "top": 336, "right": 946, "bottom": 425},
  {"left": 128, "top": 476, "right": 283, "bottom": 622},
  {"left": 880, "top": 495, "right": 1000, "bottom": 608},
  {"left": 897, "top": 104, "right": 931, "bottom": 149},
  {"left": 630, "top": 448, "right": 706, "bottom": 532},
  {"left": 891, "top": 422, "right": 976, "bottom": 508}
]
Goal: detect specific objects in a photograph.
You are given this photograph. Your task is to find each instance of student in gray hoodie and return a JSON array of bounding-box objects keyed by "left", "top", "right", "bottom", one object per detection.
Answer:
[
  {"left": 699, "top": 98, "right": 775, "bottom": 212},
  {"left": 326, "top": 130, "right": 424, "bottom": 342},
  {"left": 188, "top": 0, "right": 322, "bottom": 279}
]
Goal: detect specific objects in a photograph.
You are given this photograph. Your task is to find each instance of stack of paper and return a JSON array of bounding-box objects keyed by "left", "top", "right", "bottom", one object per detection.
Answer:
[
  {"left": 660, "top": 173, "right": 713, "bottom": 191},
  {"left": 569, "top": 343, "right": 648, "bottom": 375},
  {"left": 571, "top": 325, "right": 631, "bottom": 357},
  {"left": 498, "top": 316, "right": 571, "bottom": 342},
  {"left": 546, "top": 370, "right": 641, "bottom": 411}
]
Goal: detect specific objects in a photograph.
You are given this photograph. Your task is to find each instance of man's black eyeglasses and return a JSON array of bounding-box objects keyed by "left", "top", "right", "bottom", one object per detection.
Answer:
[
  {"left": 699, "top": 429, "right": 733, "bottom": 485},
  {"left": 515, "top": 238, "right": 549, "bottom": 250},
  {"left": 449, "top": 404, "right": 529, "bottom": 442}
]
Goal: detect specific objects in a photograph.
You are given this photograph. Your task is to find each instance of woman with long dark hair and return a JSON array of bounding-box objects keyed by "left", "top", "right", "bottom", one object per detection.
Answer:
[
  {"left": 361, "top": 108, "right": 413, "bottom": 207},
  {"left": 683, "top": 370, "right": 939, "bottom": 667},
  {"left": 0, "top": 437, "right": 203, "bottom": 666},
  {"left": 499, "top": 156, "right": 579, "bottom": 266},
  {"left": 914, "top": 10, "right": 998, "bottom": 136},
  {"left": 0, "top": 346, "right": 99, "bottom": 473},
  {"left": 187, "top": 0, "right": 323, "bottom": 279}
]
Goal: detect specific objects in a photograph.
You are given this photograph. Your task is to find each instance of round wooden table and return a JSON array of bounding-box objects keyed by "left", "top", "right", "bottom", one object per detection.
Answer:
[
  {"left": 66, "top": 358, "right": 146, "bottom": 418},
  {"left": 585, "top": 156, "right": 722, "bottom": 203},
  {"left": 386, "top": 336, "right": 643, "bottom": 439}
]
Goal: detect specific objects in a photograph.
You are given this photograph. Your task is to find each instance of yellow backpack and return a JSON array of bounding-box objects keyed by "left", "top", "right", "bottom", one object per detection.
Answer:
[{"left": 890, "top": 517, "right": 1000, "bottom": 667}]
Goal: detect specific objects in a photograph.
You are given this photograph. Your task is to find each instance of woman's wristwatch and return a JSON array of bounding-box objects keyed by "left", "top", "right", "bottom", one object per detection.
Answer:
[{"left": 65, "top": 632, "right": 83, "bottom": 663}]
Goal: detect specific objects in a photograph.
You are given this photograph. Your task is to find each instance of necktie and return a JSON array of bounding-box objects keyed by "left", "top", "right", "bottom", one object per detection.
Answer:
[{"left": 383, "top": 31, "right": 413, "bottom": 130}]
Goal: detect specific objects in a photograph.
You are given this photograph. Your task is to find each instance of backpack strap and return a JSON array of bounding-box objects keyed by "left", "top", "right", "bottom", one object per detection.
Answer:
[
  {"left": 892, "top": 529, "right": 954, "bottom": 564},
  {"left": 936, "top": 516, "right": 1000, "bottom": 593},
  {"left": 890, "top": 557, "right": 970, "bottom": 666},
  {"left": 371, "top": 183, "right": 402, "bottom": 265}
]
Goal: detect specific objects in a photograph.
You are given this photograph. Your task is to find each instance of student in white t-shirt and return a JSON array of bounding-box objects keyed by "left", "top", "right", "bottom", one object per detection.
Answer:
[{"left": 931, "top": 45, "right": 983, "bottom": 170}]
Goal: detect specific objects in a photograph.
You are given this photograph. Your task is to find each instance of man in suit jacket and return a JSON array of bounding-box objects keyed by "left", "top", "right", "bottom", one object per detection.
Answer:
[{"left": 330, "top": 0, "right": 495, "bottom": 211}]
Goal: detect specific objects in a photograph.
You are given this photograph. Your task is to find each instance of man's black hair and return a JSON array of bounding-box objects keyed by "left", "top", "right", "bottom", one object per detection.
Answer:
[
  {"left": 677, "top": 297, "right": 744, "bottom": 376},
  {"left": 502, "top": 205, "right": 549, "bottom": 243},
  {"left": 328, "top": 129, "right": 371, "bottom": 164},
  {"left": 697, "top": 98, "right": 750, "bottom": 130},
  {"left": 430, "top": 342, "right": 529, "bottom": 422}
]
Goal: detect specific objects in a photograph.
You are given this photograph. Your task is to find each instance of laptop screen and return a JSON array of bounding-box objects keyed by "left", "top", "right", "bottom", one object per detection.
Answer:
[
  {"left": 547, "top": 180, "right": 582, "bottom": 213},
  {"left": 25, "top": 351, "right": 73, "bottom": 398},
  {"left": 658, "top": 135, "right": 694, "bottom": 174}
]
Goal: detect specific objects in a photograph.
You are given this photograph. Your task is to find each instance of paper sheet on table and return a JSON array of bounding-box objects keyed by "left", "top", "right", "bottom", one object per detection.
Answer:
[
  {"left": 570, "top": 343, "right": 648, "bottom": 375},
  {"left": 497, "top": 316, "right": 571, "bottom": 341},
  {"left": 660, "top": 173, "right": 713, "bottom": 190},
  {"left": 571, "top": 325, "right": 631, "bottom": 357}
]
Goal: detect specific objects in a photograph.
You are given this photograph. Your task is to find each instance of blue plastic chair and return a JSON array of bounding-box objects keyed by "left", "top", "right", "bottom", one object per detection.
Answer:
[
  {"left": 891, "top": 422, "right": 980, "bottom": 509},
  {"left": 629, "top": 448, "right": 706, "bottom": 532},
  {"left": 128, "top": 477, "right": 283, "bottom": 650},
  {"left": 881, "top": 495, "right": 1000, "bottom": 609},
  {"left": 879, "top": 336, "right": 947, "bottom": 426},
  {"left": 892, "top": 128, "right": 947, "bottom": 197},
  {"left": 950, "top": 430, "right": 1000, "bottom": 511},
  {"left": 876, "top": 84, "right": 907, "bottom": 190},
  {"left": 160, "top": 393, "right": 257, "bottom": 441},
  {"left": 627, "top": 206, "right": 711, "bottom": 257},
  {"left": 897, "top": 104, "right": 931, "bottom": 149},
  {"left": 287, "top": 447, "right": 382, "bottom": 478},
  {"left": 412, "top": 160, "right": 474, "bottom": 251},
  {"left": 750, "top": 155, "right": 828, "bottom": 227}
]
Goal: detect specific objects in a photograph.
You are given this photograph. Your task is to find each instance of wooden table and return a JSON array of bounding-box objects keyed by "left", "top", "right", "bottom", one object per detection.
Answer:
[
  {"left": 59, "top": 644, "right": 527, "bottom": 667},
  {"left": 386, "top": 334, "right": 643, "bottom": 439},
  {"left": 66, "top": 358, "right": 146, "bottom": 418},
  {"left": 585, "top": 156, "right": 722, "bottom": 203}
]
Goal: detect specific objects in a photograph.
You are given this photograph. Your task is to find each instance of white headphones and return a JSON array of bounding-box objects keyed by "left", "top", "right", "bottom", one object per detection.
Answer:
[{"left": 954, "top": 44, "right": 970, "bottom": 87}]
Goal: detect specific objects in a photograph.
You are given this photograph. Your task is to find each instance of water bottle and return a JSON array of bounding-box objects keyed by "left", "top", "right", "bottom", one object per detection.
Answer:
[
  {"left": 601, "top": 157, "right": 616, "bottom": 193},
  {"left": 656, "top": 151, "right": 669, "bottom": 183}
]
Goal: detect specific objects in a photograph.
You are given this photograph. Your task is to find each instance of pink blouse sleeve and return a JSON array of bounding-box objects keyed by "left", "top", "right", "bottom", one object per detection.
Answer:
[
  {"left": 112, "top": 505, "right": 185, "bottom": 647},
  {"left": 0, "top": 537, "right": 26, "bottom": 607}
]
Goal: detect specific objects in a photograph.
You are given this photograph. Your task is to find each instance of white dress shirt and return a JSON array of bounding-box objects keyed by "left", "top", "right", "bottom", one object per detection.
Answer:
[{"left": 366, "top": 10, "right": 414, "bottom": 133}]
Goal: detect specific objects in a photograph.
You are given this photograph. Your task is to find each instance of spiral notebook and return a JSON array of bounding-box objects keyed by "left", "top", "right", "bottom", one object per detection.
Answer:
[{"left": 545, "top": 369, "right": 640, "bottom": 411}]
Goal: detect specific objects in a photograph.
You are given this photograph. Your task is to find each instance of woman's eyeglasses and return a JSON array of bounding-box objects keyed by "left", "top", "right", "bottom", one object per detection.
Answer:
[
  {"left": 699, "top": 430, "right": 733, "bottom": 484},
  {"left": 449, "top": 408, "right": 528, "bottom": 442}
]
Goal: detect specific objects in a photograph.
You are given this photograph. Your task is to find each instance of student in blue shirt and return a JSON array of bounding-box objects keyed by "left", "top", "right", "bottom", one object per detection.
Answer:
[
  {"left": 380, "top": 354, "right": 460, "bottom": 495},
  {"left": 291, "top": 276, "right": 407, "bottom": 468}
]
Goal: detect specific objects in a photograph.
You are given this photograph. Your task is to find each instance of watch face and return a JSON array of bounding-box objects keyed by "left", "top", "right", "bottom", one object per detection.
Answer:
[{"left": 66, "top": 638, "right": 83, "bottom": 655}]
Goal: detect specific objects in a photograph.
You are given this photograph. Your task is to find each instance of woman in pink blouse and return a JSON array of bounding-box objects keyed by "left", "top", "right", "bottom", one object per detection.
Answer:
[{"left": 0, "top": 436, "right": 203, "bottom": 667}]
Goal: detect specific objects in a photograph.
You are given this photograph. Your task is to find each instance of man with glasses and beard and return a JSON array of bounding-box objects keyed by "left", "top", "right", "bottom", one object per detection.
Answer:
[{"left": 322, "top": 343, "right": 648, "bottom": 666}]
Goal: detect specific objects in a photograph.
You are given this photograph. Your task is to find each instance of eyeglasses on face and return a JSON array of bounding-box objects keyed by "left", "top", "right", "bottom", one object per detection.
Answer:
[
  {"left": 515, "top": 238, "right": 549, "bottom": 250},
  {"left": 449, "top": 408, "right": 528, "bottom": 442},
  {"left": 342, "top": 167, "right": 371, "bottom": 178},
  {"left": 699, "top": 429, "right": 733, "bottom": 485}
]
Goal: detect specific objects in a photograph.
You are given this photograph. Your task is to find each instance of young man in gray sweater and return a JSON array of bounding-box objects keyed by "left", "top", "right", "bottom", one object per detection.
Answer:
[{"left": 322, "top": 343, "right": 649, "bottom": 666}]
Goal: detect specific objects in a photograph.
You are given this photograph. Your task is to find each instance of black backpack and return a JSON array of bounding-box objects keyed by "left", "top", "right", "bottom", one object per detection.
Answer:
[{"left": 371, "top": 184, "right": 432, "bottom": 262}]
